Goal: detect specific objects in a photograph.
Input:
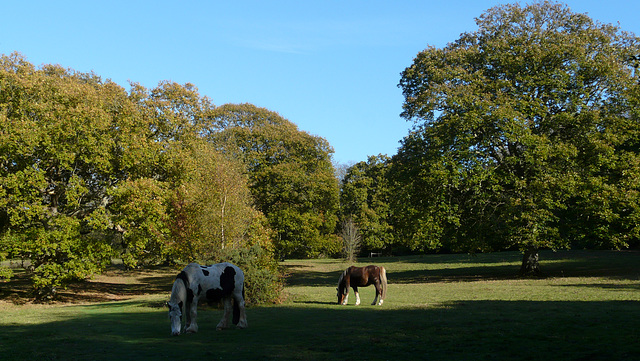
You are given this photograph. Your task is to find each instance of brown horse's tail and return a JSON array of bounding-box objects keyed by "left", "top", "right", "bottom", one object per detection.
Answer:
[{"left": 380, "top": 266, "right": 387, "bottom": 300}]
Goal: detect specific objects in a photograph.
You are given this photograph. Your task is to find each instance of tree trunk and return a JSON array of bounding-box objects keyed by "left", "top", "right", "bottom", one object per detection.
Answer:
[{"left": 520, "top": 246, "right": 541, "bottom": 276}]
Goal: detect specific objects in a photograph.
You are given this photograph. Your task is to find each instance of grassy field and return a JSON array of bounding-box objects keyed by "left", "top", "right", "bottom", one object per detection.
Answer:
[{"left": 1, "top": 250, "right": 639, "bottom": 360}]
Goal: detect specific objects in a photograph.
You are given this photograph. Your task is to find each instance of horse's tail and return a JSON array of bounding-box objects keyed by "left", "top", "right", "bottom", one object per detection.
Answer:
[
  {"left": 380, "top": 266, "right": 387, "bottom": 300},
  {"left": 232, "top": 284, "right": 244, "bottom": 325}
]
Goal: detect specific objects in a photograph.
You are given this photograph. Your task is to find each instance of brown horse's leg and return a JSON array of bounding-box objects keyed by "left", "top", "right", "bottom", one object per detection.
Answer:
[{"left": 354, "top": 287, "right": 360, "bottom": 305}]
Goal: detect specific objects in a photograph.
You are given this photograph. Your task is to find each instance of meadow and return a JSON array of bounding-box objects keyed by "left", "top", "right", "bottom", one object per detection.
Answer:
[{"left": 1, "top": 250, "right": 639, "bottom": 360}]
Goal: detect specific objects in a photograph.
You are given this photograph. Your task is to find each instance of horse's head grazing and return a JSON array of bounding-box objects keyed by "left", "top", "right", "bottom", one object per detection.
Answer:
[
  {"left": 167, "top": 301, "right": 183, "bottom": 336},
  {"left": 336, "top": 287, "right": 346, "bottom": 304}
]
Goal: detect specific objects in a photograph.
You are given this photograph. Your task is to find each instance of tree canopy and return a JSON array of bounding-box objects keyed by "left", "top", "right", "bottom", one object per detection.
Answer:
[
  {"left": 0, "top": 54, "right": 295, "bottom": 300},
  {"left": 202, "top": 103, "right": 340, "bottom": 259},
  {"left": 395, "top": 1, "right": 640, "bottom": 272},
  {"left": 340, "top": 154, "right": 394, "bottom": 254}
]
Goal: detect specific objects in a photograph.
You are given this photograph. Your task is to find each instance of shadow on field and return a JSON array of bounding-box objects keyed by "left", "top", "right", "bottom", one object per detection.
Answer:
[
  {"left": 1, "top": 299, "right": 639, "bottom": 361},
  {"left": 390, "top": 264, "right": 521, "bottom": 284},
  {"left": 282, "top": 262, "right": 521, "bottom": 286},
  {"left": 283, "top": 263, "right": 523, "bottom": 287},
  {"left": 284, "top": 250, "right": 640, "bottom": 287},
  {"left": 558, "top": 283, "right": 640, "bottom": 291},
  {"left": 0, "top": 265, "right": 177, "bottom": 304},
  {"left": 283, "top": 269, "right": 339, "bottom": 287}
]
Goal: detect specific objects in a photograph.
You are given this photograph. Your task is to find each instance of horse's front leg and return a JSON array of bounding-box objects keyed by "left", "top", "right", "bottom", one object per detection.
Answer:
[
  {"left": 217, "top": 297, "right": 232, "bottom": 330},
  {"left": 184, "top": 300, "right": 192, "bottom": 330},
  {"left": 354, "top": 287, "right": 361, "bottom": 306},
  {"left": 185, "top": 297, "right": 199, "bottom": 333}
]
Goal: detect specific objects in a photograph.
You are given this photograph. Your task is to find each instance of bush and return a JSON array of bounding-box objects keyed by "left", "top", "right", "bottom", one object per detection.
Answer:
[{"left": 215, "top": 244, "right": 284, "bottom": 305}]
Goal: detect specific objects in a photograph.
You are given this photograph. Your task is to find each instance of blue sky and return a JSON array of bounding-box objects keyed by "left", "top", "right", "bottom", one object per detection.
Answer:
[{"left": 2, "top": 1, "right": 639, "bottom": 164}]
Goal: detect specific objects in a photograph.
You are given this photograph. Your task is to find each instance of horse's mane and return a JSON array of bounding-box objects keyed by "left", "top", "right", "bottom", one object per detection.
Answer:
[
  {"left": 337, "top": 268, "right": 349, "bottom": 291},
  {"left": 176, "top": 271, "right": 190, "bottom": 289},
  {"left": 170, "top": 271, "right": 190, "bottom": 305}
]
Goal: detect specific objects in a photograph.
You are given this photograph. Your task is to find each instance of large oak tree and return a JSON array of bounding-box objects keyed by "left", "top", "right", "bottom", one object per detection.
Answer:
[{"left": 396, "top": 1, "right": 640, "bottom": 273}]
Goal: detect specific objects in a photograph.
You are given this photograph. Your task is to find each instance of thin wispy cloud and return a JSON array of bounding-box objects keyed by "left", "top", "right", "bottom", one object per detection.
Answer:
[{"left": 221, "top": 18, "right": 404, "bottom": 55}]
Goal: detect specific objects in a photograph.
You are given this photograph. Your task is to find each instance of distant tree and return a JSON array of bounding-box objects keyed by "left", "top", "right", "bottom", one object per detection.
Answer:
[
  {"left": 333, "top": 160, "right": 355, "bottom": 187},
  {"left": 396, "top": 2, "right": 640, "bottom": 274},
  {"left": 202, "top": 103, "right": 340, "bottom": 258},
  {"left": 340, "top": 155, "right": 394, "bottom": 254},
  {"left": 165, "top": 140, "right": 263, "bottom": 262},
  {"left": 341, "top": 216, "right": 361, "bottom": 262}
]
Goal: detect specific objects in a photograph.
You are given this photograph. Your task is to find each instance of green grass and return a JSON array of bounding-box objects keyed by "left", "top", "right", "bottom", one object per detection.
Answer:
[{"left": 1, "top": 250, "right": 639, "bottom": 360}]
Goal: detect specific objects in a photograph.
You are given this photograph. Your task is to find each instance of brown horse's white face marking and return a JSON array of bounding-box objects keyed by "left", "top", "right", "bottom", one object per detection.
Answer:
[{"left": 168, "top": 302, "right": 182, "bottom": 336}]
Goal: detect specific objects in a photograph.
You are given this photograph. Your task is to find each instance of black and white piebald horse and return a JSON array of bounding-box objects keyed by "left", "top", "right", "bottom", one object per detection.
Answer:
[
  {"left": 168, "top": 262, "right": 248, "bottom": 335},
  {"left": 336, "top": 265, "right": 387, "bottom": 306}
]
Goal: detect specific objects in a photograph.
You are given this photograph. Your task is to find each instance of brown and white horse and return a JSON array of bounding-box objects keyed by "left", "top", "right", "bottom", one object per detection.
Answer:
[
  {"left": 336, "top": 265, "right": 387, "bottom": 306},
  {"left": 167, "top": 262, "right": 248, "bottom": 335}
]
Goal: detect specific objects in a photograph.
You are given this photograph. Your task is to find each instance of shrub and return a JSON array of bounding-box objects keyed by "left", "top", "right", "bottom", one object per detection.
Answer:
[{"left": 215, "top": 244, "right": 284, "bottom": 305}]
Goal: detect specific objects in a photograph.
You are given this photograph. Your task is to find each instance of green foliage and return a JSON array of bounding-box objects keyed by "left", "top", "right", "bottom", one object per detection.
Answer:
[
  {"left": 216, "top": 244, "right": 283, "bottom": 305},
  {"left": 0, "top": 54, "right": 285, "bottom": 302},
  {"left": 164, "top": 139, "right": 265, "bottom": 262},
  {"left": 395, "top": 2, "right": 640, "bottom": 257},
  {"left": 203, "top": 104, "right": 340, "bottom": 258},
  {"left": 0, "top": 53, "right": 124, "bottom": 297},
  {"left": 109, "top": 178, "right": 171, "bottom": 268},
  {"left": 340, "top": 155, "right": 394, "bottom": 253}
]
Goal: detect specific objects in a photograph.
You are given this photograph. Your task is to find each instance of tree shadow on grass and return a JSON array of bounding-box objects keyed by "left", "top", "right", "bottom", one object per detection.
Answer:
[
  {"left": 284, "top": 250, "right": 640, "bottom": 287},
  {"left": 292, "top": 300, "right": 336, "bottom": 305},
  {"left": 389, "top": 264, "right": 521, "bottom": 284},
  {"left": 557, "top": 283, "right": 640, "bottom": 291},
  {"left": 0, "top": 265, "right": 178, "bottom": 305},
  {"left": 1, "top": 299, "right": 639, "bottom": 361},
  {"left": 284, "top": 270, "right": 339, "bottom": 287}
]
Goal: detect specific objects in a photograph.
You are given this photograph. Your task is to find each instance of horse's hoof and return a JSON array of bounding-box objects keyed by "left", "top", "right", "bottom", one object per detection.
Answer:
[{"left": 236, "top": 321, "right": 248, "bottom": 329}]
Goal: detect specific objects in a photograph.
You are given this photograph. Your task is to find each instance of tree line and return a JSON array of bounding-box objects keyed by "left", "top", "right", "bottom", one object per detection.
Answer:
[
  {"left": 2, "top": 1, "right": 640, "bottom": 299},
  {"left": 0, "top": 54, "right": 338, "bottom": 300}
]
